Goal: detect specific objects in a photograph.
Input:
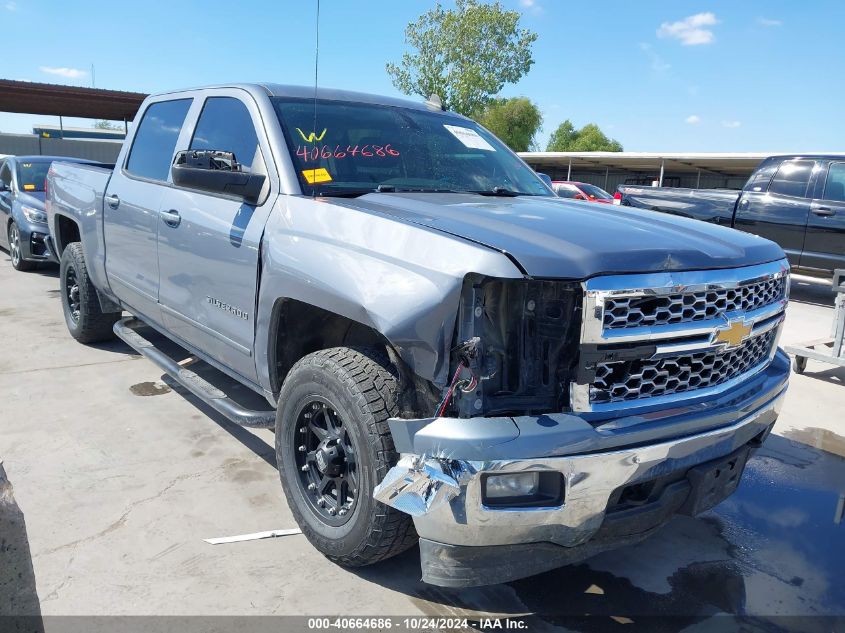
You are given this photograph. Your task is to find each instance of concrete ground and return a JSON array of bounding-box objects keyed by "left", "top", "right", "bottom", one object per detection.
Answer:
[{"left": 1, "top": 257, "right": 843, "bottom": 631}]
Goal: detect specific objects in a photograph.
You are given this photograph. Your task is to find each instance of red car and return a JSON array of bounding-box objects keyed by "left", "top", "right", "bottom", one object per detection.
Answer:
[{"left": 552, "top": 181, "right": 616, "bottom": 204}]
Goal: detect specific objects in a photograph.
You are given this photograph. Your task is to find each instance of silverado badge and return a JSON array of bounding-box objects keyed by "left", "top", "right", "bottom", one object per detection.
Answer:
[{"left": 712, "top": 318, "right": 753, "bottom": 349}]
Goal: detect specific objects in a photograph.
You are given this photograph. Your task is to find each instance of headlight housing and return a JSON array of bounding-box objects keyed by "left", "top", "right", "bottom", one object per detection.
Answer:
[{"left": 21, "top": 205, "right": 47, "bottom": 224}]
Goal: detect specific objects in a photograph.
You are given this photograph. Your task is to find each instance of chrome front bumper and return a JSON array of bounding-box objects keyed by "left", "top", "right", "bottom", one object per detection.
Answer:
[{"left": 376, "top": 352, "right": 788, "bottom": 551}]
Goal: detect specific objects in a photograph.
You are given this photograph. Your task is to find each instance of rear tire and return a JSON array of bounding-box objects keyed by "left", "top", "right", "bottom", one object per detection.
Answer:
[
  {"left": 60, "top": 242, "right": 121, "bottom": 343},
  {"left": 8, "top": 222, "right": 35, "bottom": 271},
  {"left": 275, "top": 346, "right": 417, "bottom": 566}
]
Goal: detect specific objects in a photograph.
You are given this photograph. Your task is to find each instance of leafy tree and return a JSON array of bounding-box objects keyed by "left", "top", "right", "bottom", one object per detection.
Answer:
[
  {"left": 386, "top": 0, "right": 538, "bottom": 117},
  {"left": 478, "top": 97, "right": 542, "bottom": 152},
  {"left": 547, "top": 120, "right": 623, "bottom": 152},
  {"left": 93, "top": 119, "right": 120, "bottom": 130}
]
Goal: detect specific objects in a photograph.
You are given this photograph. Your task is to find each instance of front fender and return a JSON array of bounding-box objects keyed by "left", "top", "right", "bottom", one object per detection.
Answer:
[{"left": 254, "top": 195, "right": 522, "bottom": 393}]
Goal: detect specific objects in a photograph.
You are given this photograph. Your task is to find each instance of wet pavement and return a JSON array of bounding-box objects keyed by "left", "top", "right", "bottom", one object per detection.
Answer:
[{"left": 358, "top": 433, "right": 845, "bottom": 631}]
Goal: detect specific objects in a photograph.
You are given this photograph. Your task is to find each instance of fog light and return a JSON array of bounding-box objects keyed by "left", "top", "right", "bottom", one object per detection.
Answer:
[
  {"left": 485, "top": 472, "right": 539, "bottom": 498},
  {"left": 482, "top": 471, "right": 564, "bottom": 507}
]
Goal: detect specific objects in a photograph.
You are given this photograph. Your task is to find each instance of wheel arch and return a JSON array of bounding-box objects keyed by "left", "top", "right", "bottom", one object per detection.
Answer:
[
  {"left": 53, "top": 212, "right": 82, "bottom": 256},
  {"left": 267, "top": 297, "right": 394, "bottom": 397}
]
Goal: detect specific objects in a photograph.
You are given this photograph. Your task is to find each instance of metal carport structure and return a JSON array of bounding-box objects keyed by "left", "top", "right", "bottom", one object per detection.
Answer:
[{"left": 519, "top": 151, "right": 773, "bottom": 191}]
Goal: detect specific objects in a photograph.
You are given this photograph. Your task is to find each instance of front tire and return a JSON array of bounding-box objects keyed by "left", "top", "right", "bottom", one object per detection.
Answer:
[
  {"left": 8, "top": 222, "right": 35, "bottom": 271},
  {"left": 59, "top": 242, "right": 121, "bottom": 343},
  {"left": 276, "top": 346, "right": 416, "bottom": 566}
]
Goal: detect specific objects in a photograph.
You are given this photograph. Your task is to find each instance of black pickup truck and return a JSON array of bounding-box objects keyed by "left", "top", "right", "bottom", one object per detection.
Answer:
[{"left": 619, "top": 155, "right": 845, "bottom": 276}]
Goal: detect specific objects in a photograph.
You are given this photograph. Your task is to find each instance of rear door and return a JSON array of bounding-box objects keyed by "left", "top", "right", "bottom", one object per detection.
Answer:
[
  {"left": 103, "top": 98, "right": 193, "bottom": 323},
  {"left": 733, "top": 159, "right": 815, "bottom": 266},
  {"left": 156, "top": 91, "right": 277, "bottom": 383},
  {"left": 802, "top": 161, "right": 845, "bottom": 273}
]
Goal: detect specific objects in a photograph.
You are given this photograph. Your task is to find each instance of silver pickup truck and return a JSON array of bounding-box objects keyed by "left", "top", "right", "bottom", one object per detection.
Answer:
[{"left": 46, "top": 83, "right": 791, "bottom": 587}]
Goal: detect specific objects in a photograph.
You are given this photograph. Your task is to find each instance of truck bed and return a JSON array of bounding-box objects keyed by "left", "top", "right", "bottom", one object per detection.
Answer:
[{"left": 618, "top": 185, "right": 740, "bottom": 226}]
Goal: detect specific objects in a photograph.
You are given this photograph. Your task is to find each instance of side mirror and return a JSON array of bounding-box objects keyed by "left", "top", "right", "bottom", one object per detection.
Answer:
[
  {"left": 573, "top": 193, "right": 586, "bottom": 200},
  {"left": 171, "top": 150, "right": 265, "bottom": 203}
]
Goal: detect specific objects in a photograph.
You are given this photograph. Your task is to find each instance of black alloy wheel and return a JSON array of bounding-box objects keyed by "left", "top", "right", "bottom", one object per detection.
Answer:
[
  {"left": 293, "top": 397, "right": 359, "bottom": 526},
  {"left": 64, "top": 263, "right": 81, "bottom": 324}
]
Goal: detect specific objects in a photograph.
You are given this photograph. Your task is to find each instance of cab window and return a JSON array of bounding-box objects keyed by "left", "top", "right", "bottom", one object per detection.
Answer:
[
  {"left": 189, "top": 97, "right": 260, "bottom": 170},
  {"left": 767, "top": 160, "right": 814, "bottom": 198},
  {"left": 822, "top": 162, "right": 845, "bottom": 203},
  {"left": 126, "top": 99, "right": 192, "bottom": 182}
]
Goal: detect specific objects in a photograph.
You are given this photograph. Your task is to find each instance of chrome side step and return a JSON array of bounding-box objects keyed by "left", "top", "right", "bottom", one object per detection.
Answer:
[{"left": 114, "top": 317, "right": 276, "bottom": 428}]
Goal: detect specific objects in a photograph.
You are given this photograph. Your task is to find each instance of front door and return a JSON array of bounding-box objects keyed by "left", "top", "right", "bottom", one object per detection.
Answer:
[
  {"left": 156, "top": 94, "right": 275, "bottom": 383},
  {"left": 803, "top": 161, "right": 845, "bottom": 273},
  {"left": 733, "top": 159, "right": 815, "bottom": 266},
  {"left": 103, "top": 98, "right": 193, "bottom": 323}
]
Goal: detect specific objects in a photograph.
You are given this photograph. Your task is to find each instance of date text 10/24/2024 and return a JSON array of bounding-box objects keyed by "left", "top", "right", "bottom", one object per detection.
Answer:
[{"left": 306, "top": 618, "right": 528, "bottom": 630}]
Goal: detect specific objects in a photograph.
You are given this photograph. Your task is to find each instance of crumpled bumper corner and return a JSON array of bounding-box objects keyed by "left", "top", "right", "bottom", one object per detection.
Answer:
[{"left": 373, "top": 455, "right": 459, "bottom": 517}]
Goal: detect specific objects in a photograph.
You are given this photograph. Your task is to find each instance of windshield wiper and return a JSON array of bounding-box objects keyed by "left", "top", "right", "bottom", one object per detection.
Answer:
[
  {"left": 317, "top": 185, "right": 456, "bottom": 198},
  {"left": 376, "top": 184, "right": 457, "bottom": 193},
  {"left": 470, "top": 187, "right": 525, "bottom": 197}
]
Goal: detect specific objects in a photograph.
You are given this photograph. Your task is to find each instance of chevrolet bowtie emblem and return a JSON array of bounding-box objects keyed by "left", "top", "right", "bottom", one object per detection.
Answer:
[{"left": 712, "top": 319, "right": 753, "bottom": 348}]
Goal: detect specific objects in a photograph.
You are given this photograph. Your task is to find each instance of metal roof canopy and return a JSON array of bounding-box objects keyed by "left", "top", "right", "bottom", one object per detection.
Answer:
[
  {"left": 0, "top": 79, "right": 147, "bottom": 121},
  {"left": 519, "top": 151, "right": 779, "bottom": 175}
]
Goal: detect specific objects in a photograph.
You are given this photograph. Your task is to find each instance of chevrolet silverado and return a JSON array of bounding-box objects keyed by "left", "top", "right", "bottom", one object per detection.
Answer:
[{"left": 46, "top": 84, "right": 790, "bottom": 587}]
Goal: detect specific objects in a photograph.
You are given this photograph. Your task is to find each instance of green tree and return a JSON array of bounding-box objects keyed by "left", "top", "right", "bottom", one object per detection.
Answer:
[
  {"left": 546, "top": 120, "right": 623, "bottom": 152},
  {"left": 478, "top": 97, "right": 542, "bottom": 152},
  {"left": 386, "top": 0, "right": 538, "bottom": 117},
  {"left": 93, "top": 119, "right": 120, "bottom": 130}
]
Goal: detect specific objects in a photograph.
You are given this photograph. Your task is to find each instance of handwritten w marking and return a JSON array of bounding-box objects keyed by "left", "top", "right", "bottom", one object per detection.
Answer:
[{"left": 295, "top": 128, "right": 327, "bottom": 143}]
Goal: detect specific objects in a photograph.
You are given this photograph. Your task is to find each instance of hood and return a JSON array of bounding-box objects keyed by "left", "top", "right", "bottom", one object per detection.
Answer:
[
  {"left": 340, "top": 192, "right": 785, "bottom": 279},
  {"left": 16, "top": 191, "right": 46, "bottom": 208}
]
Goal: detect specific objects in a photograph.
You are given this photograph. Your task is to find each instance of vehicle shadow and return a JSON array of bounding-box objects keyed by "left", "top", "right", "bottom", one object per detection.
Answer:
[
  {"left": 0, "top": 463, "right": 45, "bottom": 632},
  {"left": 160, "top": 374, "right": 277, "bottom": 469}
]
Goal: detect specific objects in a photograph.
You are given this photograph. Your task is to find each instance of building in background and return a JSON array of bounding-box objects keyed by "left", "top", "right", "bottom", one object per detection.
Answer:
[
  {"left": 32, "top": 124, "right": 126, "bottom": 141},
  {"left": 520, "top": 152, "right": 774, "bottom": 192}
]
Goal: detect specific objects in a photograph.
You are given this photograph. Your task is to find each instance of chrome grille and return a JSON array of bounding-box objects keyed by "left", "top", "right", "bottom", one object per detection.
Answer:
[
  {"left": 603, "top": 276, "right": 787, "bottom": 330},
  {"left": 573, "top": 260, "right": 789, "bottom": 413},
  {"left": 590, "top": 329, "right": 777, "bottom": 404}
]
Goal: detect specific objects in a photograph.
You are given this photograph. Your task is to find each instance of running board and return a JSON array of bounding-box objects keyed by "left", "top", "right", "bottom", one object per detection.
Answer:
[{"left": 114, "top": 317, "right": 276, "bottom": 428}]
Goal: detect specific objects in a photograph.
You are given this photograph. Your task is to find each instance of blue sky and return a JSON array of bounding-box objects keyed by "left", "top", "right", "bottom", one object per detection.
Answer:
[{"left": 1, "top": 0, "right": 843, "bottom": 152}]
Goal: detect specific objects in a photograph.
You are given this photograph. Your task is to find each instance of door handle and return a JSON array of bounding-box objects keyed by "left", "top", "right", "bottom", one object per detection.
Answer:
[
  {"left": 160, "top": 209, "right": 181, "bottom": 228},
  {"left": 811, "top": 206, "right": 835, "bottom": 217},
  {"left": 105, "top": 194, "right": 120, "bottom": 209}
]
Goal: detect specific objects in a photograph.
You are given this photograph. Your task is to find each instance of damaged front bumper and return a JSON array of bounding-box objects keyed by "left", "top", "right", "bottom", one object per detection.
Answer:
[{"left": 375, "top": 350, "right": 790, "bottom": 587}]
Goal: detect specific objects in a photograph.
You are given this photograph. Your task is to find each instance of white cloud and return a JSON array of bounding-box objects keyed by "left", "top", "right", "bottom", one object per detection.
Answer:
[
  {"left": 658, "top": 12, "right": 718, "bottom": 46},
  {"left": 685, "top": 115, "right": 701, "bottom": 125},
  {"left": 39, "top": 66, "right": 87, "bottom": 79},
  {"left": 518, "top": 0, "right": 542, "bottom": 15},
  {"left": 758, "top": 17, "right": 782, "bottom": 27},
  {"left": 5, "top": 1, "right": 16, "bottom": 10},
  {"left": 722, "top": 120, "right": 741, "bottom": 128},
  {"left": 639, "top": 42, "right": 671, "bottom": 73}
]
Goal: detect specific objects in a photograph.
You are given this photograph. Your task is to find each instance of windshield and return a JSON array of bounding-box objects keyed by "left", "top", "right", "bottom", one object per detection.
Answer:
[
  {"left": 272, "top": 98, "right": 553, "bottom": 197},
  {"left": 15, "top": 161, "right": 51, "bottom": 192},
  {"left": 578, "top": 184, "right": 612, "bottom": 200}
]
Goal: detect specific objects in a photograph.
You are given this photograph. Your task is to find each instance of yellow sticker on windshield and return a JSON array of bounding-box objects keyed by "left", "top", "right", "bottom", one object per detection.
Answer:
[
  {"left": 23, "top": 184, "right": 35, "bottom": 191},
  {"left": 302, "top": 168, "right": 333, "bottom": 184}
]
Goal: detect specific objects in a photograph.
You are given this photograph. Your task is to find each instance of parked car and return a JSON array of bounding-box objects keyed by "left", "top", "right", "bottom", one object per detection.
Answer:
[
  {"left": 552, "top": 180, "right": 615, "bottom": 204},
  {"left": 618, "top": 155, "right": 845, "bottom": 276},
  {"left": 47, "top": 83, "right": 790, "bottom": 587},
  {"left": 0, "top": 155, "right": 96, "bottom": 271}
]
